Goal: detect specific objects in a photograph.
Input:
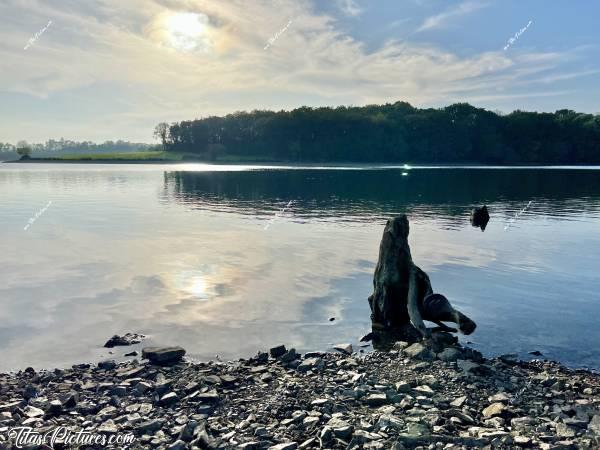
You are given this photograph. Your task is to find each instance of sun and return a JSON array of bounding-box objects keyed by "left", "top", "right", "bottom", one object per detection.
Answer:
[{"left": 164, "top": 12, "right": 210, "bottom": 52}]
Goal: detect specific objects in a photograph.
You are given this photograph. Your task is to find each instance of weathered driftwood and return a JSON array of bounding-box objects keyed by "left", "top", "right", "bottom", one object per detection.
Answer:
[{"left": 368, "top": 215, "right": 476, "bottom": 340}]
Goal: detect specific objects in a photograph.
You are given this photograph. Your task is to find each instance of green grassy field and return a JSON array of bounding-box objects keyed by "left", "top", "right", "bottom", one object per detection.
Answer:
[{"left": 51, "top": 151, "right": 184, "bottom": 161}]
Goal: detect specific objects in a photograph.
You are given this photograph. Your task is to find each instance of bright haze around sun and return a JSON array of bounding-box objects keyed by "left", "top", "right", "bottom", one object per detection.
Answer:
[{"left": 1, "top": 0, "right": 600, "bottom": 143}]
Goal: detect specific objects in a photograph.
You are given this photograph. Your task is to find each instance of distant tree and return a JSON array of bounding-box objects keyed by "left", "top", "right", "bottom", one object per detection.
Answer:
[
  {"left": 16, "top": 146, "right": 32, "bottom": 159},
  {"left": 153, "top": 123, "right": 169, "bottom": 151}
]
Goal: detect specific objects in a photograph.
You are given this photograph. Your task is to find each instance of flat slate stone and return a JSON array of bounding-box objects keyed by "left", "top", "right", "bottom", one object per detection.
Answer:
[{"left": 142, "top": 346, "right": 186, "bottom": 365}]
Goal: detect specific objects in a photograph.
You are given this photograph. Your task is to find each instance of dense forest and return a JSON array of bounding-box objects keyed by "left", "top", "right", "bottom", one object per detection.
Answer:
[{"left": 158, "top": 102, "right": 600, "bottom": 164}]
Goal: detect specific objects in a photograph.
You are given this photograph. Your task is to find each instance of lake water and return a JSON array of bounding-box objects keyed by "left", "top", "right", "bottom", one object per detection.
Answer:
[{"left": 1, "top": 163, "right": 599, "bottom": 372}]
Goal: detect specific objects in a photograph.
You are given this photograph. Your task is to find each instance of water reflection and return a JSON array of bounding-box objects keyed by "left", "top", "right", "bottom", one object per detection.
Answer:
[
  {"left": 163, "top": 168, "right": 600, "bottom": 225},
  {"left": 0, "top": 165, "right": 599, "bottom": 371}
]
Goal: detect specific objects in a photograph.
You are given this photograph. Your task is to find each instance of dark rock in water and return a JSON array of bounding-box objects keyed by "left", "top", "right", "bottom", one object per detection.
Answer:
[
  {"left": 329, "top": 317, "right": 335, "bottom": 322},
  {"left": 142, "top": 346, "right": 186, "bottom": 365},
  {"left": 360, "top": 332, "right": 374, "bottom": 342},
  {"left": 124, "top": 351, "right": 138, "bottom": 357},
  {"left": 470, "top": 205, "right": 490, "bottom": 231},
  {"left": 269, "top": 345, "right": 287, "bottom": 358},
  {"left": 103, "top": 332, "right": 145, "bottom": 348},
  {"left": 529, "top": 350, "right": 543, "bottom": 356}
]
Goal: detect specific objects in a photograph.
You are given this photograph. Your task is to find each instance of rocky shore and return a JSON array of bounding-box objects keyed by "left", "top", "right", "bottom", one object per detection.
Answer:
[{"left": 0, "top": 337, "right": 598, "bottom": 449}]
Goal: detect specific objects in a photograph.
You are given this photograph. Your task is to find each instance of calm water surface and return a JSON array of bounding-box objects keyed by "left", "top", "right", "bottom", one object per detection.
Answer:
[{"left": 1, "top": 163, "right": 599, "bottom": 371}]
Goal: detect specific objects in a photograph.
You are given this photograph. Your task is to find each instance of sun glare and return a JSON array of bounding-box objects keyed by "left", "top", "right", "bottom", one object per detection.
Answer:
[{"left": 165, "top": 12, "right": 210, "bottom": 52}]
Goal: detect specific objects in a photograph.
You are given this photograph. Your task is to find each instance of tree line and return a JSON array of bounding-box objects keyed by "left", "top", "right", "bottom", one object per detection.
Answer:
[{"left": 155, "top": 102, "right": 600, "bottom": 164}]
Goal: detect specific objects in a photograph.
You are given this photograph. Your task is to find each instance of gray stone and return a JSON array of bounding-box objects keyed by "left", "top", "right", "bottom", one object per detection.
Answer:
[
  {"left": 333, "top": 343, "right": 353, "bottom": 355},
  {"left": 482, "top": 402, "right": 506, "bottom": 418},
  {"left": 142, "top": 346, "right": 186, "bottom": 365},
  {"left": 437, "top": 347, "right": 462, "bottom": 362},
  {"left": 269, "top": 345, "right": 287, "bottom": 358},
  {"left": 364, "top": 393, "right": 389, "bottom": 406},
  {"left": 404, "top": 343, "right": 434, "bottom": 361},
  {"left": 588, "top": 415, "right": 600, "bottom": 434},
  {"left": 167, "top": 440, "right": 186, "bottom": 450},
  {"left": 297, "top": 357, "right": 323, "bottom": 372},
  {"left": 159, "top": 392, "right": 179, "bottom": 406},
  {"left": 269, "top": 444, "right": 298, "bottom": 450}
]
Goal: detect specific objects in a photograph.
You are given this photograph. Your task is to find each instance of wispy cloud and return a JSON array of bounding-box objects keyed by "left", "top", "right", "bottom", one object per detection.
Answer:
[
  {"left": 0, "top": 0, "right": 594, "bottom": 143},
  {"left": 417, "top": 1, "right": 489, "bottom": 32},
  {"left": 335, "top": 0, "right": 363, "bottom": 17}
]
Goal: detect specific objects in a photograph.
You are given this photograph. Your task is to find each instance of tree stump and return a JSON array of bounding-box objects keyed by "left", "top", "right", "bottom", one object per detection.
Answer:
[
  {"left": 367, "top": 215, "right": 477, "bottom": 341},
  {"left": 367, "top": 215, "right": 431, "bottom": 336}
]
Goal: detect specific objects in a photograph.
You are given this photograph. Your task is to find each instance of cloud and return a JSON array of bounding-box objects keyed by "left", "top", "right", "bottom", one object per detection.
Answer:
[
  {"left": 416, "top": 0, "right": 488, "bottom": 32},
  {"left": 0, "top": 0, "right": 592, "bottom": 142},
  {"left": 335, "top": 0, "right": 363, "bottom": 17}
]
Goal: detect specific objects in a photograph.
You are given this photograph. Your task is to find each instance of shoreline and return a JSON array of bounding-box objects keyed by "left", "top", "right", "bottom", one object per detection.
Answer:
[{"left": 1, "top": 338, "right": 598, "bottom": 449}]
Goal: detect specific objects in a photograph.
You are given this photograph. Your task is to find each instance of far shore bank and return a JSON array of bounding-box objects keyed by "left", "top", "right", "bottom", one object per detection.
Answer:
[{"left": 3, "top": 158, "right": 600, "bottom": 169}]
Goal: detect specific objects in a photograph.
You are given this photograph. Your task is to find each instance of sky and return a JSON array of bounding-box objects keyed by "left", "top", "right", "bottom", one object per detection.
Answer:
[{"left": 1, "top": 0, "right": 599, "bottom": 144}]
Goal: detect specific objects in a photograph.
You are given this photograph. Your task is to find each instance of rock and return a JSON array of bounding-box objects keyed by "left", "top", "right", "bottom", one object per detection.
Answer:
[
  {"left": 437, "top": 347, "right": 462, "bottom": 362},
  {"left": 269, "top": 345, "right": 287, "bottom": 358},
  {"left": 407, "top": 422, "right": 431, "bottom": 437},
  {"left": 138, "top": 419, "right": 164, "bottom": 433},
  {"left": 470, "top": 205, "right": 490, "bottom": 231},
  {"left": 159, "top": 392, "right": 179, "bottom": 406},
  {"left": 588, "top": 415, "right": 600, "bottom": 434},
  {"left": 395, "top": 381, "right": 411, "bottom": 393},
  {"left": 332, "top": 343, "right": 353, "bottom": 355},
  {"left": 124, "top": 351, "right": 138, "bottom": 357},
  {"left": 450, "top": 395, "right": 467, "bottom": 407},
  {"left": 142, "top": 346, "right": 186, "bottom": 365},
  {"left": 404, "top": 343, "right": 434, "bottom": 361},
  {"left": 98, "top": 360, "right": 116, "bottom": 370},
  {"left": 280, "top": 349, "right": 300, "bottom": 363},
  {"left": 269, "top": 444, "right": 298, "bottom": 450},
  {"left": 457, "top": 359, "right": 480, "bottom": 373},
  {"left": 23, "top": 405, "right": 44, "bottom": 418},
  {"left": 297, "top": 357, "right": 323, "bottom": 372},
  {"left": 328, "top": 417, "right": 353, "bottom": 440},
  {"left": 22, "top": 384, "right": 38, "bottom": 400},
  {"left": 528, "top": 350, "right": 543, "bottom": 356},
  {"left": 488, "top": 392, "right": 510, "bottom": 403},
  {"left": 555, "top": 423, "right": 576, "bottom": 438},
  {"left": 104, "top": 332, "right": 144, "bottom": 348},
  {"left": 364, "top": 393, "right": 389, "bottom": 406},
  {"left": 482, "top": 402, "right": 506, "bottom": 418},
  {"left": 167, "top": 440, "right": 186, "bottom": 450},
  {"left": 48, "top": 400, "right": 63, "bottom": 414},
  {"left": 197, "top": 391, "right": 220, "bottom": 403}
]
